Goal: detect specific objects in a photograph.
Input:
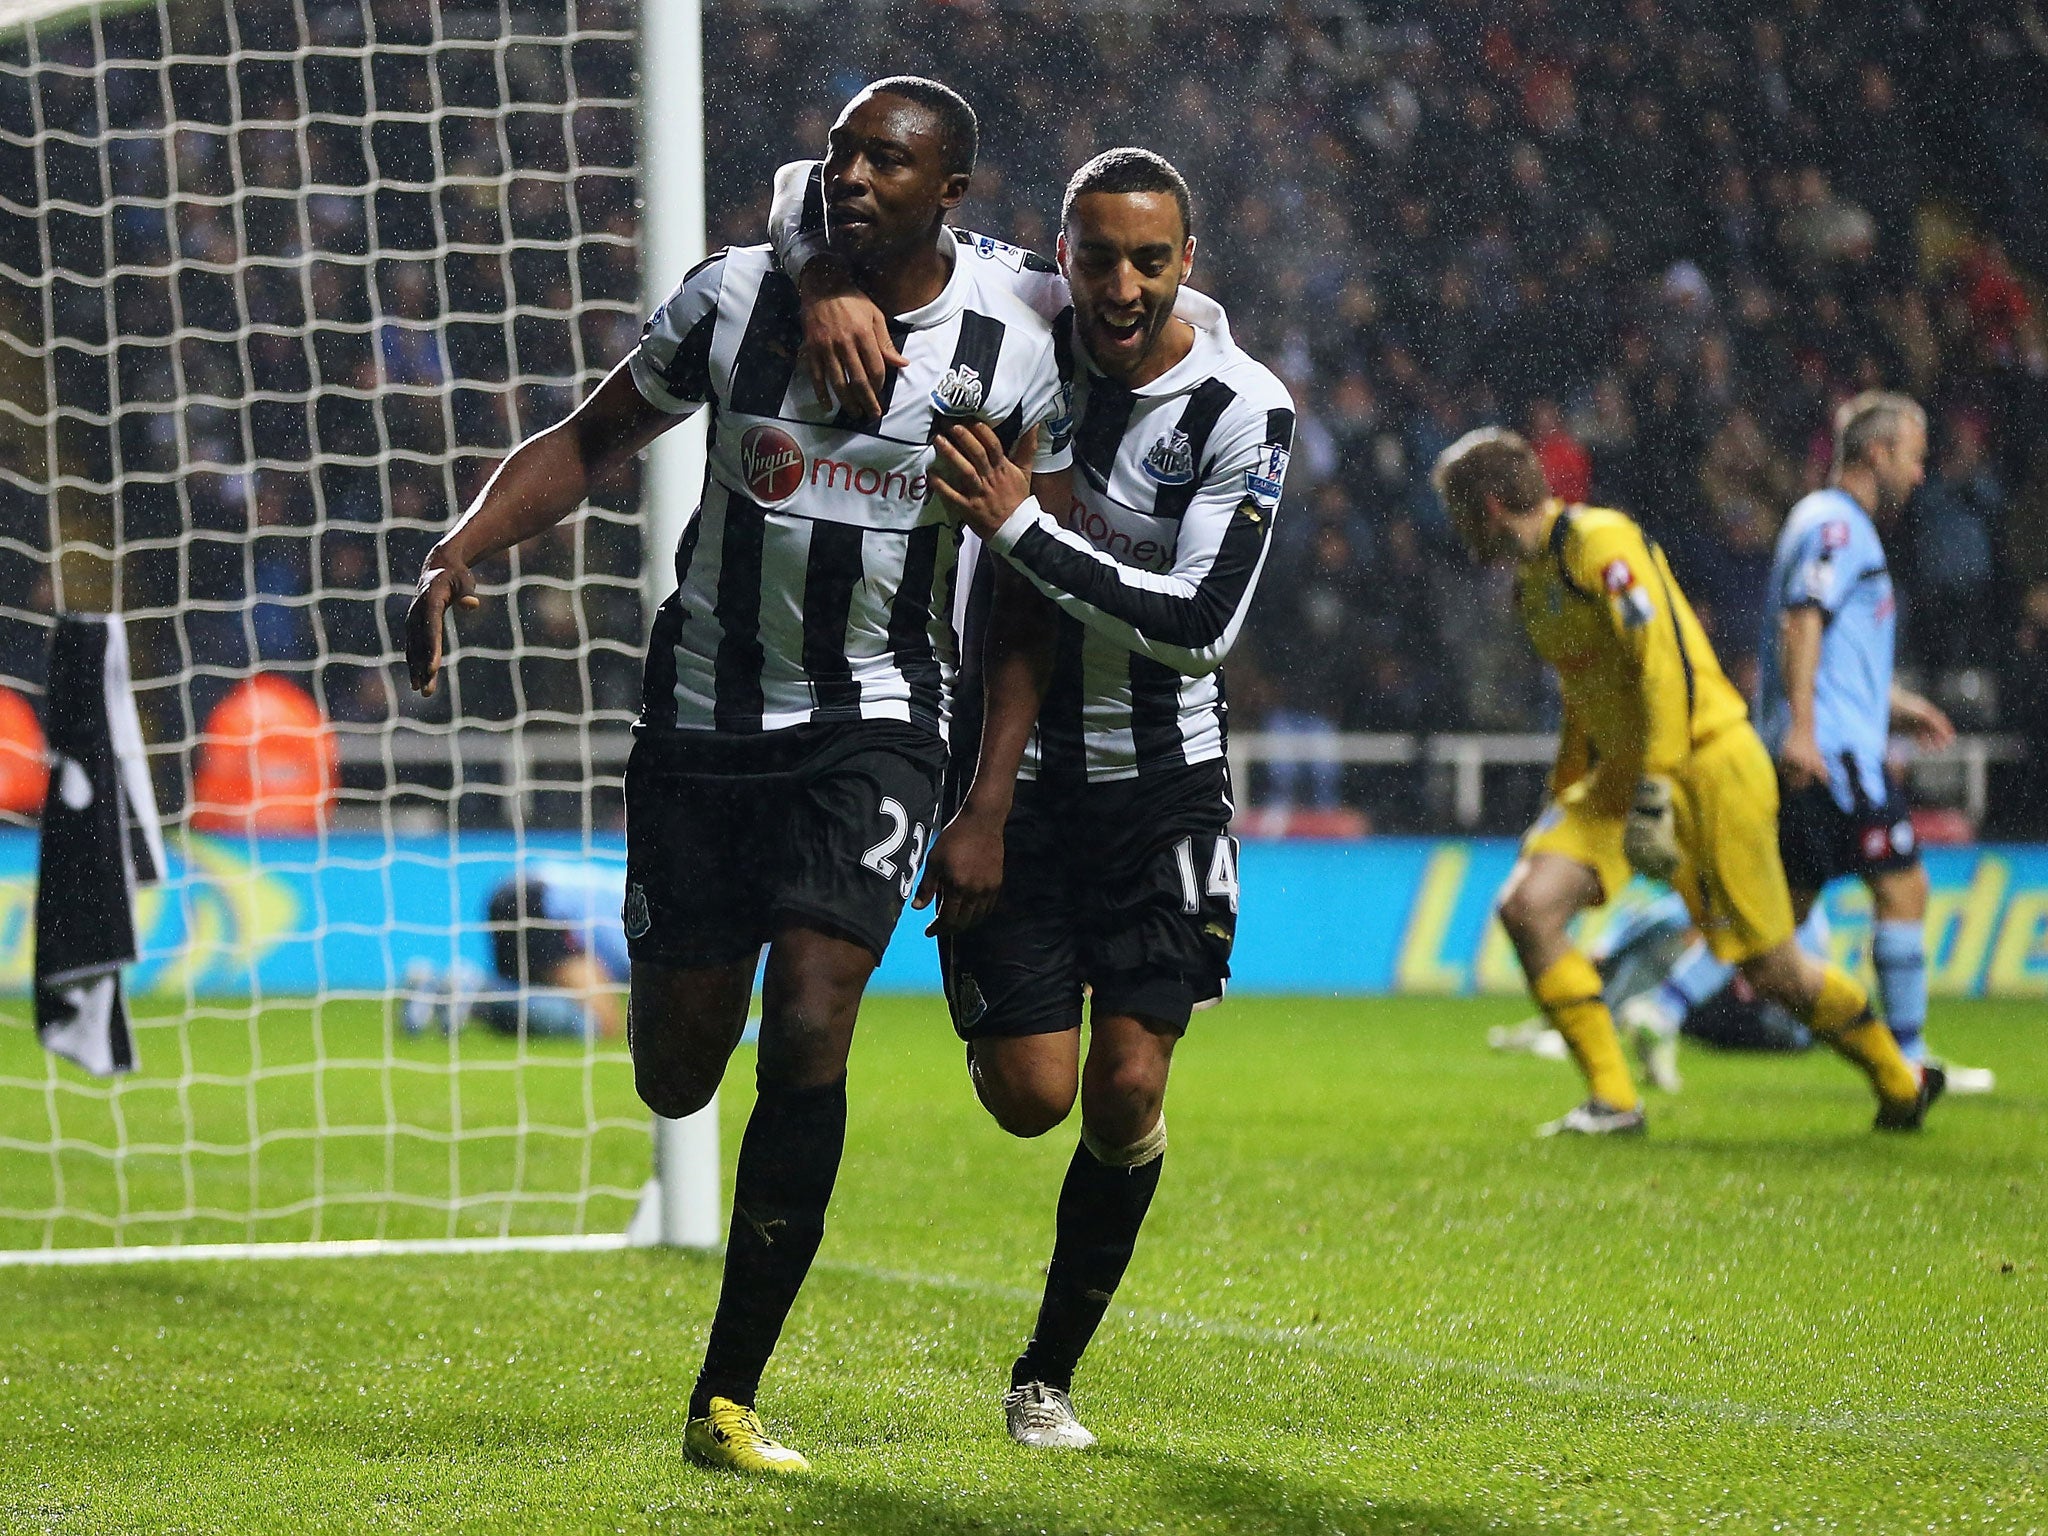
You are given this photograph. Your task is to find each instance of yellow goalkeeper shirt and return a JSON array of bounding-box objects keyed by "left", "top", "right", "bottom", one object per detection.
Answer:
[{"left": 1514, "top": 502, "right": 1750, "bottom": 813}]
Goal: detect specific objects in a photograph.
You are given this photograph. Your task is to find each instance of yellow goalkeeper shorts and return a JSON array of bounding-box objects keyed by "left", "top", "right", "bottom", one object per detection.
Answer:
[{"left": 1523, "top": 724, "right": 1795, "bottom": 964}]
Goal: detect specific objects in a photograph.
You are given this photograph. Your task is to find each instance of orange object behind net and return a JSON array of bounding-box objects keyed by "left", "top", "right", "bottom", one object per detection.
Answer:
[
  {"left": 0, "top": 683, "right": 49, "bottom": 815},
  {"left": 190, "top": 676, "right": 338, "bottom": 834}
]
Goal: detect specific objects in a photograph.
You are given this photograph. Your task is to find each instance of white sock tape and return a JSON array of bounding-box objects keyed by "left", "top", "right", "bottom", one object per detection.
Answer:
[{"left": 1082, "top": 1112, "right": 1166, "bottom": 1169}]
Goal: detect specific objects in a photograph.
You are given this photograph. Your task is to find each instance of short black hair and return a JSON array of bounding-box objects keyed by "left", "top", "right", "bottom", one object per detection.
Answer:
[
  {"left": 1061, "top": 147, "right": 1194, "bottom": 239},
  {"left": 487, "top": 877, "right": 571, "bottom": 983},
  {"left": 862, "top": 75, "right": 977, "bottom": 177}
]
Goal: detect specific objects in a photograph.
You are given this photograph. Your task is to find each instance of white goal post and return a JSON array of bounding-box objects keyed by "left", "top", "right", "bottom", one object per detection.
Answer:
[{"left": 0, "top": 0, "right": 719, "bottom": 1262}]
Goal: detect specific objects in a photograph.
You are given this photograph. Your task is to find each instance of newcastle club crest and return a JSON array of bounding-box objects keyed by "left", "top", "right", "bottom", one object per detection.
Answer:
[
  {"left": 930, "top": 363, "right": 985, "bottom": 416},
  {"left": 1141, "top": 429, "right": 1196, "bottom": 486}
]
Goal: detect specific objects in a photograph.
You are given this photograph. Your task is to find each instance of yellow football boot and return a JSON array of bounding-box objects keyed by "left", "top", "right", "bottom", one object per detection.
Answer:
[{"left": 684, "top": 1396, "right": 811, "bottom": 1475}]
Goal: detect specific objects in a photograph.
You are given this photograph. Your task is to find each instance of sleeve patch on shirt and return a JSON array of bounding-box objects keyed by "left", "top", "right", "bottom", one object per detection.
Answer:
[
  {"left": 1043, "top": 379, "right": 1074, "bottom": 452},
  {"left": 1821, "top": 519, "right": 1851, "bottom": 551},
  {"left": 1602, "top": 557, "right": 1656, "bottom": 628},
  {"left": 1793, "top": 562, "right": 1828, "bottom": 604},
  {"left": 1245, "top": 443, "right": 1290, "bottom": 508},
  {"left": 968, "top": 231, "right": 1030, "bottom": 271}
]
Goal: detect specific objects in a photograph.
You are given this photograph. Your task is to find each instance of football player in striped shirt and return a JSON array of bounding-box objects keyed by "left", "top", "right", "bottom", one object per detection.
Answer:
[
  {"left": 769, "top": 149, "right": 1294, "bottom": 1450},
  {"left": 407, "top": 77, "right": 1071, "bottom": 1475}
]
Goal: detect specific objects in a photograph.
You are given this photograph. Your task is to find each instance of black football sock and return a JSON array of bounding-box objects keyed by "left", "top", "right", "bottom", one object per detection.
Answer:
[
  {"left": 1012, "top": 1135, "right": 1164, "bottom": 1393},
  {"left": 689, "top": 1075, "right": 847, "bottom": 1418}
]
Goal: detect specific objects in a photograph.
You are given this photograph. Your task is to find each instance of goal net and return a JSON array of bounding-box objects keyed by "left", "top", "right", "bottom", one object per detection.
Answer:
[{"left": 0, "top": 0, "right": 697, "bottom": 1258}]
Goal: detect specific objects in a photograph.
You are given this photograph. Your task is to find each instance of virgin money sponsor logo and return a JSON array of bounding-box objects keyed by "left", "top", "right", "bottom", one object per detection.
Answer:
[
  {"left": 1073, "top": 502, "right": 1169, "bottom": 571},
  {"left": 809, "top": 457, "right": 929, "bottom": 503},
  {"left": 740, "top": 424, "right": 805, "bottom": 505}
]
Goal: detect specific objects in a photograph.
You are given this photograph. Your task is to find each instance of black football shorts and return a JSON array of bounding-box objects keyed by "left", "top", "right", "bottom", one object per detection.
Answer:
[
  {"left": 941, "top": 760, "right": 1238, "bottom": 1039},
  {"left": 1776, "top": 757, "right": 1919, "bottom": 894},
  {"left": 623, "top": 721, "right": 945, "bottom": 970}
]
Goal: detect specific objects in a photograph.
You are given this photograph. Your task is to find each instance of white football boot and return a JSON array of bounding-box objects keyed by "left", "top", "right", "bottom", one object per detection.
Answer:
[
  {"left": 1929, "top": 1059, "right": 1994, "bottom": 1095},
  {"left": 1003, "top": 1382, "right": 1097, "bottom": 1450},
  {"left": 1617, "top": 992, "right": 1684, "bottom": 1093},
  {"left": 401, "top": 958, "right": 443, "bottom": 1036},
  {"left": 1488, "top": 1016, "right": 1570, "bottom": 1061},
  {"left": 1538, "top": 1099, "right": 1648, "bottom": 1137}
]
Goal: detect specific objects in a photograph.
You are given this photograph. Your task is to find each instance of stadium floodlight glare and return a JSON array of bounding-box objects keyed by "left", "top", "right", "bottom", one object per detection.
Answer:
[{"left": 0, "top": 0, "right": 718, "bottom": 1263}]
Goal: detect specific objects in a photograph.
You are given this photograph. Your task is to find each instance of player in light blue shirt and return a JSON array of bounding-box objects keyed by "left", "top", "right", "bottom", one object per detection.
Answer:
[
  {"left": 1755, "top": 484, "right": 1907, "bottom": 815},
  {"left": 404, "top": 858, "right": 631, "bottom": 1040},
  {"left": 1615, "top": 394, "right": 1993, "bottom": 1095}
]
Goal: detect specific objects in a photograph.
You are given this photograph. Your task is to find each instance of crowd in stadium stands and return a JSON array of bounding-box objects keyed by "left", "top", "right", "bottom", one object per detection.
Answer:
[
  {"left": 2, "top": 1, "right": 2045, "bottom": 833},
  {"left": 702, "top": 0, "right": 2048, "bottom": 831}
]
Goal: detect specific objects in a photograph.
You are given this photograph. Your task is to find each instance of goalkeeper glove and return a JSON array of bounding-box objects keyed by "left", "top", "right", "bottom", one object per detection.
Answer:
[{"left": 1623, "top": 775, "right": 1681, "bottom": 881}]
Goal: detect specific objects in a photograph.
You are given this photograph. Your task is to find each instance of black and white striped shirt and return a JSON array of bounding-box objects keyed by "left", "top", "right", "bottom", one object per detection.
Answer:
[
  {"left": 990, "top": 288, "right": 1295, "bottom": 780},
  {"left": 626, "top": 243, "right": 1070, "bottom": 737}
]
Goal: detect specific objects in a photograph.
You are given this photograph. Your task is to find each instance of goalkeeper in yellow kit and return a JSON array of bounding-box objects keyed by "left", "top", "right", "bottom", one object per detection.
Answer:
[{"left": 1432, "top": 429, "right": 1942, "bottom": 1136}]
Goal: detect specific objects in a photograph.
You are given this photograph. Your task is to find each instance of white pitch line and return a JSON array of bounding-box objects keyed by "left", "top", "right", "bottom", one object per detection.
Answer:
[
  {"left": 0, "top": 1233, "right": 635, "bottom": 1267},
  {"left": 814, "top": 1257, "right": 2047, "bottom": 1444},
  {"left": 4, "top": 1240, "right": 2035, "bottom": 1448}
]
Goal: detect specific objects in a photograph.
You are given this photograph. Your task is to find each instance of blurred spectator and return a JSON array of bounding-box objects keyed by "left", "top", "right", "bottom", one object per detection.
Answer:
[
  {"left": 1960, "top": 241, "right": 2033, "bottom": 364},
  {"left": 1779, "top": 167, "right": 1876, "bottom": 270},
  {"left": 2002, "top": 584, "right": 2048, "bottom": 838},
  {"left": 1700, "top": 408, "right": 1801, "bottom": 539},
  {"left": 1912, "top": 415, "right": 2004, "bottom": 669},
  {"left": 1527, "top": 398, "right": 1591, "bottom": 504},
  {"left": 1259, "top": 523, "right": 1371, "bottom": 811}
]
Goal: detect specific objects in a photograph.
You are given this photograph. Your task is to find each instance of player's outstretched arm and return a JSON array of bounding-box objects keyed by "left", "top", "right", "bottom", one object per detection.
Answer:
[
  {"left": 935, "top": 417, "right": 1288, "bottom": 678},
  {"left": 406, "top": 357, "right": 676, "bottom": 696},
  {"left": 796, "top": 260, "right": 906, "bottom": 420}
]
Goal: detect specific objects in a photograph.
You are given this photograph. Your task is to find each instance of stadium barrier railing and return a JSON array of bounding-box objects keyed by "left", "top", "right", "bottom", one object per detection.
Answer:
[{"left": 330, "top": 727, "right": 2026, "bottom": 832}]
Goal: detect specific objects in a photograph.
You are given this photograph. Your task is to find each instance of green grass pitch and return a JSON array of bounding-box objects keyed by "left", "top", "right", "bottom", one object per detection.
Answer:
[{"left": 1, "top": 995, "right": 2043, "bottom": 1534}]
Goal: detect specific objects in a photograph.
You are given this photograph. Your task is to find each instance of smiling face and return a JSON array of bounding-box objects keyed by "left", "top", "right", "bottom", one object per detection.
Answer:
[
  {"left": 1058, "top": 190, "right": 1194, "bottom": 382},
  {"left": 821, "top": 91, "right": 966, "bottom": 268}
]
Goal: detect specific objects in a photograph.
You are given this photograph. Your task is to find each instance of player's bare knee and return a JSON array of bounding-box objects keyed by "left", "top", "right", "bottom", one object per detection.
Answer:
[
  {"left": 1495, "top": 880, "right": 1558, "bottom": 951},
  {"left": 970, "top": 1044, "right": 1074, "bottom": 1138},
  {"left": 635, "top": 1071, "right": 718, "bottom": 1121},
  {"left": 632, "top": 1052, "right": 720, "bottom": 1119},
  {"left": 987, "top": 1087, "right": 1072, "bottom": 1139},
  {"left": 1081, "top": 1105, "right": 1168, "bottom": 1168},
  {"left": 1081, "top": 1064, "right": 1166, "bottom": 1148},
  {"left": 1872, "top": 861, "right": 1930, "bottom": 921},
  {"left": 1739, "top": 942, "right": 1816, "bottom": 1013},
  {"left": 756, "top": 993, "right": 858, "bottom": 1089}
]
